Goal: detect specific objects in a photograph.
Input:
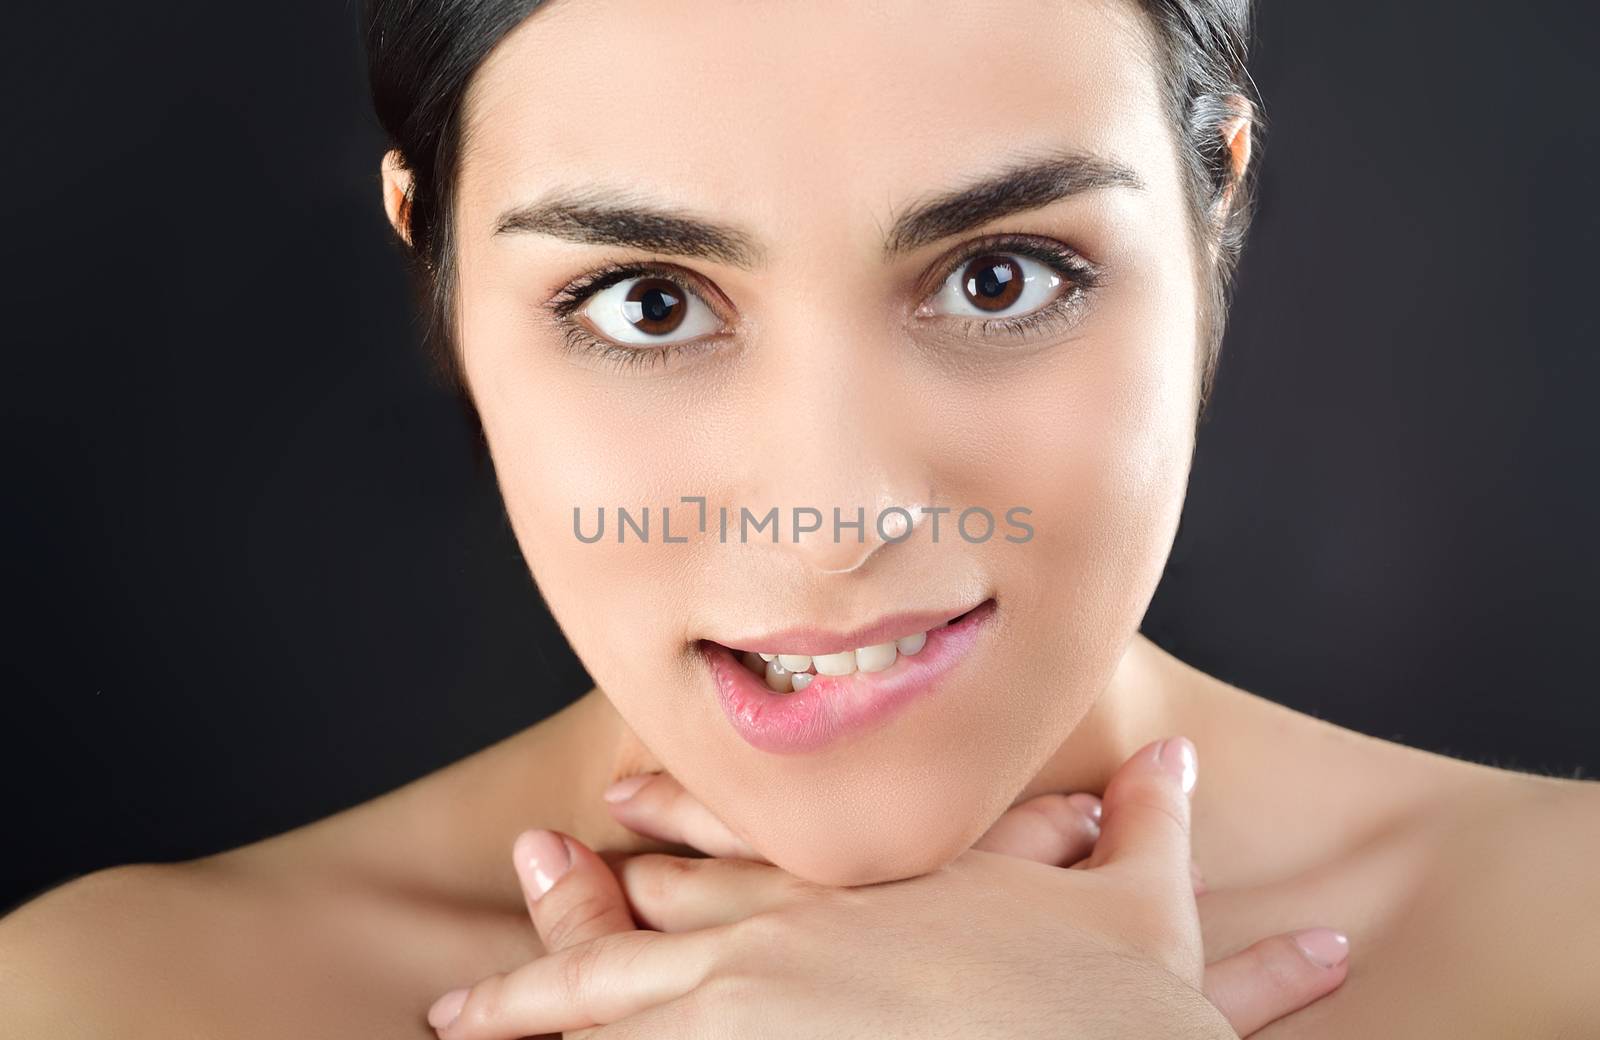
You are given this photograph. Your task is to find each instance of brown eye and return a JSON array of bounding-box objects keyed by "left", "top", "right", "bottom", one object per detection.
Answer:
[
  {"left": 960, "top": 255, "right": 1026, "bottom": 312},
  {"left": 922, "top": 249, "right": 1067, "bottom": 324},
  {"left": 622, "top": 277, "right": 688, "bottom": 335},
  {"left": 575, "top": 272, "right": 724, "bottom": 346}
]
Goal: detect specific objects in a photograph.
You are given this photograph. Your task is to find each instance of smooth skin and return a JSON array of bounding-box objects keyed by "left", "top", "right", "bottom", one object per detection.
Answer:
[
  {"left": 3, "top": 648, "right": 1599, "bottom": 1037},
  {"left": 4, "top": 0, "right": 1599, "bottom": 1036},
  {"left": 427, "top": 738, "right": 1355, "bottom": 1038}
]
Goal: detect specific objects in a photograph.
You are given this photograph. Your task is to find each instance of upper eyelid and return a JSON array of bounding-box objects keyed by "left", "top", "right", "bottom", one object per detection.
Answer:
[
  {"left": 927, "top": 234, "right": 1099, "bottom": 293},
  {"left": 548, "top": 260, "right": 727, "bottom": 319}
]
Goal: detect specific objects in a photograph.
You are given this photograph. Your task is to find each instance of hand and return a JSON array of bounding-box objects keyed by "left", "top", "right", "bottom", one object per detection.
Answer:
[
  {"left": 598, "top": 750, "right": 1344, "bottom": 1035},
  {"left": 602, "top": 760, "right": 1208, "bottom": 892},
  {"left": 427, "top": 738, "right": 1350, "bottom": 1038}
]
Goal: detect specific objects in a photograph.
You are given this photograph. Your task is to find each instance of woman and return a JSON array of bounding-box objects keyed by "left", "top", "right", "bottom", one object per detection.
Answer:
[{"left": 4, "top": 0, "right": 1596, "bottom": 1037}]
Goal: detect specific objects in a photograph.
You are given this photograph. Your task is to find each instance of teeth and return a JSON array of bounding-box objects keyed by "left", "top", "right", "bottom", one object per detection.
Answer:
[
  {"left": 855, "top": 642, "right": 897, "bottom": 673},
  {"left": 812, "top": 650, "right": 857, "bottom": 676},
  {"left": 764, "top": 660, "right": 794, "bottom": 693},
  {"left": 732, "top": 611, "right": 973, "bottom": 689}
]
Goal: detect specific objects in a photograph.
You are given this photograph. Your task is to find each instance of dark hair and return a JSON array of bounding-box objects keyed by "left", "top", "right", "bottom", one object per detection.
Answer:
[{"left": 363, "top": 0, "right": 1262, "bottom": 443}]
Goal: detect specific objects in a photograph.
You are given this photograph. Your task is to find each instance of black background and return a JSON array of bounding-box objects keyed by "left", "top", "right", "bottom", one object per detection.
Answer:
[{"left": 4, "top": 2, "right": 1597, "bottom": 914}]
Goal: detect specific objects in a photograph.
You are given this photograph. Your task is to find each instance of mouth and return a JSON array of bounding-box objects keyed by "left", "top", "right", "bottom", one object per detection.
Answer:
[{"left": 698, "top": 596, "right": 997, "bottom": 754}]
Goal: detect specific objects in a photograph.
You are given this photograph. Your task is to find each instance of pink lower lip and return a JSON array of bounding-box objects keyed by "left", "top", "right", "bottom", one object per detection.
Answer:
[{"left": 703, "top": 598, "right": 997, "bottom": 755}]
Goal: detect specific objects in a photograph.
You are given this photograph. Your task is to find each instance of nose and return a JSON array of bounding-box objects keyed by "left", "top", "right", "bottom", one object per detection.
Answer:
[
  {"left": 810, "top": 499, "right": 930, "bottom": 574},
  {"left": 735, "top": 320, "right": 933, "bottom": 575}
]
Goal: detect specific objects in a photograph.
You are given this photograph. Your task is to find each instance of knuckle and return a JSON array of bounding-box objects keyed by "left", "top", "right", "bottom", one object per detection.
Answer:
[
  {"left": 691, "top": 969, "right": 755, "bottom": 1014},
  {"left": 666, "top": 782, "right": 697, "bottom": 815},
  {"left": 1254, "top": 936, "right": 1313, "bottom": 990},
  {"left": 1021, "top": 794, "right": 1097, "bottom": 840},
  {"left": 458, "top": 975, "right": 506, "bottom": 1029},
  {"left": 556, "top": 935, "right": 611, "bottom": 1007},
  {"left": 1127, "top": 786, "right": 1190, "bottom": 833},
  {"left": 729, "top": 902, "right": 796, "bottom": 953},
  {"left": 729, "top": 908, "right": 790, "bottom": 947},
  {"left": 624, "top": 851, "right": 700, "bottom": 903},
  {"left": 544, "top": 888, "right": 616, "bottom": 947},
  {"left": 1116, "top": 896, "right": 1197, "bottom": 967},
  {"left": 1116, "top": 789, "right": 1191, "bottom": 852}
]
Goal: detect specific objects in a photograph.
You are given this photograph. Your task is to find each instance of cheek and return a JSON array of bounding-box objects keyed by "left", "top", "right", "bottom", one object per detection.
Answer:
[
  {"left": 870, "top": 270, "right": 1201, "bottom": 844},
  {"left": 456, "top": 280, "right": 709, "bottom": 709},
  {"left": 1021, "top": 326, "right": 1195, "bottom": 625},
  {"left": 1007, "top": 285, "right": 1199, "bottom": 673}
]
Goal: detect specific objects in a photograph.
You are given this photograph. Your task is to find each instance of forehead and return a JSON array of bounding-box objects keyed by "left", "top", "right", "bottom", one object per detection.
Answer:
[{"left": 457, "top": 0, "right": 1173, "bottom": 238}]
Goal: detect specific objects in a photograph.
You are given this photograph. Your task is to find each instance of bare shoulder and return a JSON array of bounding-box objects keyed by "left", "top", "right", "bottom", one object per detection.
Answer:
[
  {"left": 0, "top": 860, "right": 264, "bottom": 1038},
  {"left": 0, "top": 845, "right": 530, "bottom": 1040},
  {"left": 0, "top": 765, "right": 562, "bottom": 1037},
  {"left": 0, "top": 699, "right": 607, "bottom": 1038},
  {"left": 1426, "top": 770, "right": 1600, "bottom": 1034}
]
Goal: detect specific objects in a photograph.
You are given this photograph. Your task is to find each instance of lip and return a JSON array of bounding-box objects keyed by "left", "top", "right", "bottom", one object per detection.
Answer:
[
  {"left": 715, "top": 602, "right": 983, "bottom": 658},
  {"left": 702, "top": 596, "right": 997, "bottom": 755}
]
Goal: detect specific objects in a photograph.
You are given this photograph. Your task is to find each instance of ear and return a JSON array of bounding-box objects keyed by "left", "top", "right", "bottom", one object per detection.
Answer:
[
  {"left": 1215, "top": 95, "right": 1255, "bottom": 221},
  {"left": 380, "top": 149, "right": 415, "bottom": 248}
]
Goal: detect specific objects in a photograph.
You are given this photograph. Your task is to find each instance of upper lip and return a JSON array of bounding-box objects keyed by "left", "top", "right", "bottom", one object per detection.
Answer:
[{"left": 708, "top": 598, "right": 989, "bottom": 656}]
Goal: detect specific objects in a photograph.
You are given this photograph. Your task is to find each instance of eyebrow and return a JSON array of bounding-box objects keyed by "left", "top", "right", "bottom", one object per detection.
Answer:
[{"left": 491, "top": 148, "right": 1144, "bottom": 268}]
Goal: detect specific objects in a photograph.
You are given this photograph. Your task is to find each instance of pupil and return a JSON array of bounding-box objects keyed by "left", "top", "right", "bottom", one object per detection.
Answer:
[
  {"left": 978, "top": 265, "right": 1012, "bottom": 297},
  {"left": 642, "top": 288, "right": 672, "bottom": 320},
  {"left": 624, "top": 276, "right": 687, "bottom": 334}
]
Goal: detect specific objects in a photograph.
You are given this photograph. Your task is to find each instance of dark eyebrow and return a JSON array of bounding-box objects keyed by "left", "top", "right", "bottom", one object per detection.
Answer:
[
  {"left": 880, "top": 149, "right": 1145, "bottom": 258},
  {"left": 491, "top": 148, "right": 1143, "bottom": 268},
  {"left": 494, "top": 188, "right": 766, "bottom": 268}
]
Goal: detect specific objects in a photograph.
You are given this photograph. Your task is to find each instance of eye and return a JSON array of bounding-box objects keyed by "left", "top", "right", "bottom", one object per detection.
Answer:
[
  {"left": 921, "top": 250, "right": 1069, "bottom": 321},
  {"left": 573, "top": 272, "right": 725, "bottom": 346}
]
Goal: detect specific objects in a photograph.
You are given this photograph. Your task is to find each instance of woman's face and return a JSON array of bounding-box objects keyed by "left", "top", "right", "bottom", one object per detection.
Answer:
[{"left": 442, "top": 0, "right": 1203, "bottom": 884}]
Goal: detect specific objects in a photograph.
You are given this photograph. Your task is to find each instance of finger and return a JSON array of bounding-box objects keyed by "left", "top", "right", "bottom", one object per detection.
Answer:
[
  {"left": 427, "top": 928, "right": 723, "bottom": 1040},
  {"left": 617, "top": 852, "right": 803, "bottom": 932},
  {"left": 1087, "top": 736, "right": 1197, "bottom": 880},
  {"left": 603, "top": 772, "right": 765, "bottom": 861},
  {"left": 512, "top": 829, "right": 635, "bottom": 955},
  {"left": 972, "top": 792, "right": 1101, "bottom": 865},
  {"left": 1203, "top": 928, "right": 1351, "bottom": 1037},
  {"left": 580, "top": 994, "right": 699, "bottom": 1040}
]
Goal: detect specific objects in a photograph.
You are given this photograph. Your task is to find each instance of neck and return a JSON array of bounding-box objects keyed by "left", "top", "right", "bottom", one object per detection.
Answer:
[
  {"left": 1014, "top": 630, "right": 1200, "bottom": 802},
  {"left": 438, "top": 631, "right": 1439, "bottom": 913}
]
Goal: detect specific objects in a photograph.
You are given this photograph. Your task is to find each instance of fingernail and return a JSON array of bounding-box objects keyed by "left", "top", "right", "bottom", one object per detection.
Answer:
[
  {"left": 1156, "top": 737, "right": 1198, "bottom": 795},
  {"left": 514, "top": 828, "right": 571, "bottom": 899},
  {"left": 427, "top": 987, "right": 468, "bottom": 1029},
  {"left": 1065, "top": 792, "right": 1103, "bottom": 829},
  {"left": 1292, "top": 927, "right": 1351, "bottom": 969},
  {"left": 603, "top": 774, "right": 651, "bottom": 804}
]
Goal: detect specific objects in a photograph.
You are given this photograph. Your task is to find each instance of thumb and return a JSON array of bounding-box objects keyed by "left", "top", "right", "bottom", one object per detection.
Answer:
[
  {"left": 512, "top": 828, "right": 635, "bottom": 954},
  {"left": 1087, "top": 736, "right": 1198, "bottom": 882}
]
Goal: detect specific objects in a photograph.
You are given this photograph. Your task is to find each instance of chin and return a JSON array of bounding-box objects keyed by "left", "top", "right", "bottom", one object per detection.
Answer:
[
  {"left": 724, "top": 785, "right": 1004, "bottom": 887},
  {"left": 766, "top": 831, "right": 977, "bottom": 888}
]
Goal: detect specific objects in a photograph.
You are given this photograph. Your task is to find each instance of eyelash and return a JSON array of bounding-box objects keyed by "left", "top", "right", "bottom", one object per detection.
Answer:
[{"left": 543, "top": 233, "right": 1102, "bottom": 373}]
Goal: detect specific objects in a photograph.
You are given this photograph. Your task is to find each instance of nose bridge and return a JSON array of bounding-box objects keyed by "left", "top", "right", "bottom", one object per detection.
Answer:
[{"left": 738, "top": 314, "right": 931, "bottom": 574}]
